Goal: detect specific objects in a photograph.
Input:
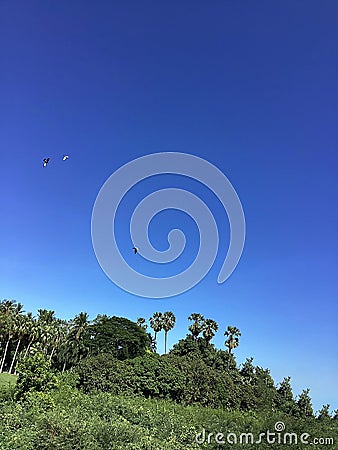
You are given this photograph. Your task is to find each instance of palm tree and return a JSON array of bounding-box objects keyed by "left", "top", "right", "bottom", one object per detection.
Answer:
[
  {"left": 0, "top": 300, "right": 17, "bottom": 361},
  {"left": 136, "top": 317, "right": 147, "bottom": 331},
  {"left": 49, "top": 319, "right": 67, "bottom": 361},
  {"left": 69, "top": 312, "right": 89, "bottom": 341},
  {"left": 188, "top": 313, "right": 205, "bottom": 340},
  {"left": 162, "top": 311, "right": 176, "bottom": 354},
  {"left": 224, "top": 326, "right": 241, "bottom": 354},
  {"left": 54, "top": 321, "right": 71, "bottom": 372},
  {"left": 38, "top": 323, "right": 54, "bottom": 355},
  {"left": 37, "top": 309, "right": 56, "bottom": 355},
  {"left": 37, "top": 309, "right": 55, "bottom": 325},
  {"left": 9, "top": 313, "right": 27, "bottom": 374},
  {"left": 0, "top": 317, "right": 14, "bottom": 373},
  {"left": 149, "top": 312, "right": 163, "bottom": 351},
  {"left": 202, "top": 319, "right": 218, "bottom": 344},
  {"left": 23, "top": 313, "right": 39, "bottom": 358},
  {"left": 66, "top": 312, "right": 90, "bottom": 367},
  {"left": 0, "top": 300, "right": 22, "bottom": 372}
]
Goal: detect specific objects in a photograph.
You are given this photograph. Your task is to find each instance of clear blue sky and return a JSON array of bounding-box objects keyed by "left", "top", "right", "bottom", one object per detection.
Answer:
[{"left": 1, "top": 1, "right": 337, "bottom": 412}]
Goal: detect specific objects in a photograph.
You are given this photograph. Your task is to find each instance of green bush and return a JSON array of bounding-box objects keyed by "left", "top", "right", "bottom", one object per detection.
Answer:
[
  {"left": 128, "top": 353, "right": 184, "bottom": 400},
  {"left": 75, "top": 353, "right": 135, "bottom": 394},
  {"left": 168, "top": 354, "right": 239, "bottom": 409},
  {"left": 14, "top": 352, "right": 58, "bottom": 400}
]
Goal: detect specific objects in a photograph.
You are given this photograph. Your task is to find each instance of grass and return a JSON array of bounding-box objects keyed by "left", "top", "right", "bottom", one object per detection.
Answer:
[{"left": 0, "top": 372, "right": 17, "bottom": 387}]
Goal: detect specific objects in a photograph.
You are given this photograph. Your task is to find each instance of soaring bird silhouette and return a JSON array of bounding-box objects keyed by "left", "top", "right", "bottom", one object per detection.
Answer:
[
  {"left": 43, "top": 158, "right": 50, "bottom": 167},
  {"left": 132, "top": 247, "right": 139, "bottom": 254},
  {"left": 62, "top": 155, "right": 69, "bottom": 161}
]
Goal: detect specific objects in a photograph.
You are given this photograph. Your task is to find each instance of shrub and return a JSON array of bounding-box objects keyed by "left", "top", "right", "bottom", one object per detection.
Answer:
[
  {"left": 75, "top": 353, "right": 135, "bottom": 394},
  {"left": 127, "top": 353, "right": 184, "bottom": 400},
  {"left": 168, "top": 354, "right": 239, "bottom": 409},
  {"left": 15, "top": 352, "right": 58, "bottom": 400}
]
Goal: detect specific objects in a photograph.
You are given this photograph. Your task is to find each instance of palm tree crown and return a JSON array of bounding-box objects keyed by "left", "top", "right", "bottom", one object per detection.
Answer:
[{"left": 224, "top": 326, "right": 241, "bottom": 354}]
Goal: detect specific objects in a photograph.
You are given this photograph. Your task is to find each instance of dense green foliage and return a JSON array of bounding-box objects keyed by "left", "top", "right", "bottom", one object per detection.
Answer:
[
  {"left": 1, "top": 299, "right": 337, "bottom": 449},
  {"left": 86, "top": 315, "right": 152, "bottom": 359},
  {"left": 0, "top": 300, "right": 151, "bottom": 374},
  {"left": 76, "top": 353, "right": 135, "bottom": 394},
  {"left": 0, "top": 379, "right": 337, "bottom": 450},
  {"left": 15, "top": 353, "right": 58, "bottom": 400},
  {"left": 73, "top": 344, "right": 319, "bottom": 417}
]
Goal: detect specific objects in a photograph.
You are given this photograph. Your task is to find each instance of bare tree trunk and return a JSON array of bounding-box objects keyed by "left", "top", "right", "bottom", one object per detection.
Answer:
[
  {"left": 24, "top": 341, "right": 33, "bottom": 358},
  {"left": 62, "top": 361, "right": 66, "bottom": 373},
  {"left": 49, "top": 346, "right": 56, "bottom": 361},
  {"left": 164, "top": 331, "right": 167, "bottom": 354},
  {"left": 9, "top": 339, "right": 21, "bottom": 374},
  {"left": 0, "top": 338, "right": 11, "bottom": 373}
]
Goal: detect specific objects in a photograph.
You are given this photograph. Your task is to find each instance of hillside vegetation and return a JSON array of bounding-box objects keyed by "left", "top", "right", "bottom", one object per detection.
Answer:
[
  {"left": 1, "top": 373, "right": 337, "bottom": 450},
  {"left": 0, "top": 299, "right": 337, "bottom": 449}
]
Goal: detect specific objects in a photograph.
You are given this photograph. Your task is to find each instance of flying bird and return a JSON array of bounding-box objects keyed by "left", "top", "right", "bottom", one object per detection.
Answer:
[
  {"left": 132, "top": 247, "right": 139, "bottom": 254},
  {"left": 62, "top": 155, "right": 69, "bottom": 161},
  {"left": 43, "top": 158, "right": 50, "bottom": 167}
]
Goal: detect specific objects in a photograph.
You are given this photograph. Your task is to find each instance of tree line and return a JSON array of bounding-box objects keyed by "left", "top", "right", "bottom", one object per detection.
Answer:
[
  {"left": 0, "top": 300, "right": 240, "bottom": 374},
  {"left": 138, "top": 311, "right": 241, "bottom": 355},
  {"left": 1, "top": 298, "right": 336, "bottom": 419}
]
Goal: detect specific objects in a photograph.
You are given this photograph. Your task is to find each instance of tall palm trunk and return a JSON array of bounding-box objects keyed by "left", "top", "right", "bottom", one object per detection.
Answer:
[
  {"left": 0, "top": 338, "right": 11, "bottom": 373},
  {"left": 164, "top": 331, "right": 167, "bottom": 354},
  {"left": 49, "top": 345, "right": 56, "bottom": 361},
  {"left": 9, "top": 339, "right": 21, "bottom": 374},
  {"left": 24, "top": 340, "right": 33, "bottom": 358}
]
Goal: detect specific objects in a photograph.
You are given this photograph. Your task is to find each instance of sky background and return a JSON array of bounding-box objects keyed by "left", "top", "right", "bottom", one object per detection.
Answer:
[{"left": 1, "top": 1, "right": 337, "bottom": 412}]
